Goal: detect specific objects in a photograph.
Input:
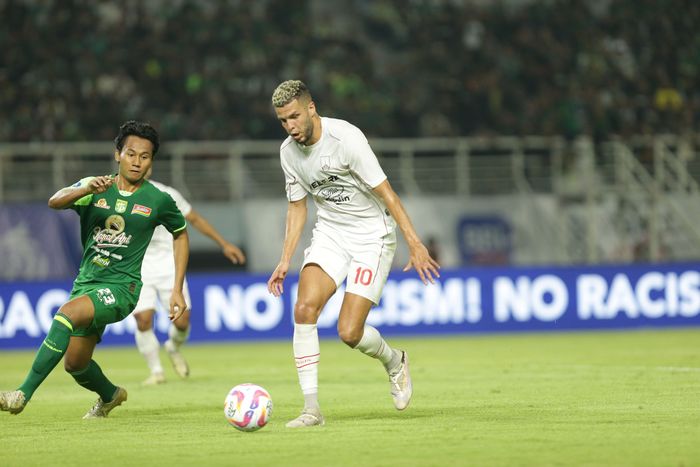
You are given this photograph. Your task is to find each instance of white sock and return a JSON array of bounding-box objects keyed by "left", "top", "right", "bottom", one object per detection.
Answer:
[
  {"left": 165, "top": 325, "right": 190, "bottom": 350},
  {"left": 293, "top": 323, "right": 320, "bottom": 410},
  {"left": 135, "top": 329, "right": 163, "bottom": 374},
  {"left": 354, "top": 325, "right": 402, "bottom": 374}
]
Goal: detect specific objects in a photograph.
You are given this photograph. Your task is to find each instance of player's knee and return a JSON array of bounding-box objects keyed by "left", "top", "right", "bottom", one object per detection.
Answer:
[
  {"left": 64, "top": 356, "right": 87, "bottom": 374},
  {"left": 337, "top": 323, "right": 362, "bottom": 348},
  {"left": 57, "top": 302, "right": 79, "bottom": 322},
  {"left": 293, "top": 300, "right": 321, "bottom": 324},
  {"left": 57, "top": 299, "right": 93, "bottom": 329},
  {"left": 135, "top": 319, "right": 153, "bottom": 332},
  {"left": 133, "top": 310, "right": 155, "bottom": 331}
]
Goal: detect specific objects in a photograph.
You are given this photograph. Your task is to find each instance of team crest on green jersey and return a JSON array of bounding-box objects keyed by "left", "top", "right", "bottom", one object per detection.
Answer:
[{"left": 115, "top": 199, "right": 128, "bottom": 213}]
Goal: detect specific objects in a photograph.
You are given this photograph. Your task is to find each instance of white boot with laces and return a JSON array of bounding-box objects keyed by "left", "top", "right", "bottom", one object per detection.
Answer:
[{"left": 389, "top": 351, "right": 412, "bottom": 410}]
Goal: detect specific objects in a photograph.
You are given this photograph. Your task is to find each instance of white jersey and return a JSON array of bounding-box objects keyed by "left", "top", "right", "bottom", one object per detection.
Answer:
[
  {"left": 141, "top": 180, "right": 192, "bottom": 280},
  {"left": 280, "top": 117, "right": 396, "bottom": 239}
]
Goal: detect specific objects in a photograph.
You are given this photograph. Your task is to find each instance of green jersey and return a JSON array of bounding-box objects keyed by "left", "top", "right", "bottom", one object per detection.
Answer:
[{"left": 69, "top": 177, "right": 187, "bottom": 289}]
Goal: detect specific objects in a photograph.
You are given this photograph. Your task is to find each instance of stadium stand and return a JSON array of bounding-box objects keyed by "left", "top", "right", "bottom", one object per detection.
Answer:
[{"left": 1, "top": 0, "right": 697, "bottom": 142}]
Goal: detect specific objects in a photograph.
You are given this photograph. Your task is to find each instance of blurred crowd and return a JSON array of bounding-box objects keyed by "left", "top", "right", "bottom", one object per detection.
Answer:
[{"left": 1, "top": 0, "right": 698, "bottom": 142}]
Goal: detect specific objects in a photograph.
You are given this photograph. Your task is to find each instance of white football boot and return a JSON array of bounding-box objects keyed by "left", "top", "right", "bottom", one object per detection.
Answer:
[
  {"left": 141, "top": 372, "right": 166, "bottom": 386},
  {"left": 164, "top": 340, "right": 190, "bottom": 378},
  {"left": 285, "top": 408, "right": 325, "bottom": 428},
  {"left": 389, "top": 351, "right": 412, "bottom": 410}
]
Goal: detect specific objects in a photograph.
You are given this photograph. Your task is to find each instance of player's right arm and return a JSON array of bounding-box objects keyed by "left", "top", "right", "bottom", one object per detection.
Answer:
[
  {"left": 267, "top": 197, "right": 307, "bottom": 297},
  {"left": 48, "top": 176, "right": 114, "bottom": 210}
]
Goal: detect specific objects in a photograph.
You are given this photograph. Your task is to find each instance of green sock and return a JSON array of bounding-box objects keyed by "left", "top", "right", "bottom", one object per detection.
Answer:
[
  {"left": 69, "top": 360, "right": 118, "bottom": 402},
  {"left": 18, "top": 313, "right": 74, "bottom": 401}
]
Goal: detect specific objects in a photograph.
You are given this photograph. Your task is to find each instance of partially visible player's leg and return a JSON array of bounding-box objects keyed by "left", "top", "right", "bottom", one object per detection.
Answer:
[
  {"left": 163, "top": 281, "right": 192, "bottom": 378},
  {"left": 133, "top": 284, "right": 165, "bottom": 384},
  {"left": 286, "top": 264, "right": 337, "bottom": 428},
  {"left": 2, "top": 295, "right": 94, "bottom": 414},
  {"left": 164, "top": 309, "right": 191, "bottom": 378},
  {"left": 342, "top": 233, "right": 412, "bottom": 410},
  {"left": 337, "top": 293, "right": 402, "bottom": 372},
  {"left": 134, "top": 308, "right": 165, "bottom": 385},
  {"left": 339, "top": 294, "right": 411, "bottom": 410}
]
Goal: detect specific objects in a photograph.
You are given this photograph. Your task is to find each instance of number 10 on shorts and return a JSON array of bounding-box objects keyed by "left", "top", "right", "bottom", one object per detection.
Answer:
[{"left": 353, "top": 267, "right": 373, "bottom": 286}]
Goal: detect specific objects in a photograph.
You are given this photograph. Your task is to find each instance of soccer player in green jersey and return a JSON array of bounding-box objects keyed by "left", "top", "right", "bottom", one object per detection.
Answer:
[{"left": 0, "top": 121, "right": 189, "bottom": 418}]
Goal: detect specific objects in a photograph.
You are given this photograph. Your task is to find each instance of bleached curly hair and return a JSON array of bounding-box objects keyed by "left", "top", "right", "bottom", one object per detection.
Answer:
[{"left": 271, "top": 80, "right": 312, "bottom": 107}]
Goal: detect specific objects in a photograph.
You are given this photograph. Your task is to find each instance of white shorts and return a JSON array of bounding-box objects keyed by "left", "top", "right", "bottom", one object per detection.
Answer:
[
  {"left": 133, "top": 276, "right": 192, "bottom": 314},
  {"left": 302, "top": 228, "right": 397, "bottom": 304}
]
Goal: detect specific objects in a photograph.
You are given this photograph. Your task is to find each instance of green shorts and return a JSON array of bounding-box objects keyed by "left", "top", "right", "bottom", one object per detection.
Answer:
[{"left": 69, "top": 282, "right": 142, "bottom": 341}]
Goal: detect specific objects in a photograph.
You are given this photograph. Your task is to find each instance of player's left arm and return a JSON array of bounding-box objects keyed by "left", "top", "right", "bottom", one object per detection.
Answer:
[
  {"left": 186, "top": 209, "right": 246, "bottom": 265},
  {"left": 170, "top": 228, "right": 189, "bottom": 322},
  {"left": 373, "top": 180, "right": 441, "bottom": 285}
]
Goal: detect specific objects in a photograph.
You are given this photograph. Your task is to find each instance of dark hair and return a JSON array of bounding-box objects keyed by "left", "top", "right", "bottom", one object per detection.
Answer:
[{"left": 114, "top": 120, "right": 160, "bottom": 155}]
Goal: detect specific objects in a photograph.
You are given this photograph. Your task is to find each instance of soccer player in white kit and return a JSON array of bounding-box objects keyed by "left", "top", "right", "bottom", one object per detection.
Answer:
[
  {"left": 267, "top": 80, "right": 440, "bottom": 427},
  {"left": 133, "top": 173, "right": 246, "bottom": 385}
]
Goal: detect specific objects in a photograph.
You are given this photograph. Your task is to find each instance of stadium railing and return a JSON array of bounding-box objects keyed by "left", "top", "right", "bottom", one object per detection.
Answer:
[
  {"left": 0, "top": 137, "right": 567, "bottom": 202},
  {"left": 1, "top": 135, "right": 699, "bottom": 263}
]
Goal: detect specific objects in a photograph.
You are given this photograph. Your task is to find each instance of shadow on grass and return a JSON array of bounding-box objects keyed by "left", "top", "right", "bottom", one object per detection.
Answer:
[{"left": 330, "top": 407, "right": 437, "bottom": 421}]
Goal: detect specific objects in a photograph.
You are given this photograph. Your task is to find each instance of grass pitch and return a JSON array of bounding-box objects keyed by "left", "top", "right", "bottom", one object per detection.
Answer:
[{"left": 1, "top": 329, "right": 699, "bottom": 467}]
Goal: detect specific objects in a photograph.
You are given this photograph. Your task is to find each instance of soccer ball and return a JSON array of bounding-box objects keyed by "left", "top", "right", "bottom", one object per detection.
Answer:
[{"left": 224, "top": 383, "right": 273, "bottom": 432}]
